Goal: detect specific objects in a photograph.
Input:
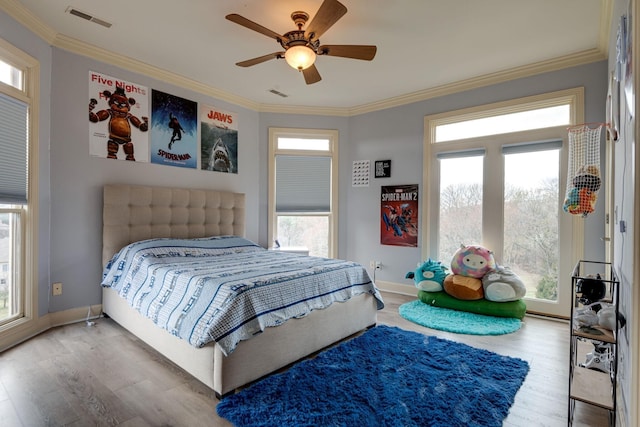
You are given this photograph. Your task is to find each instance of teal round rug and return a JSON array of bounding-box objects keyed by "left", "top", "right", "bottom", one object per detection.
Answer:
[{"left": 399, "top": 300, "right": 522, "bottom": 335}]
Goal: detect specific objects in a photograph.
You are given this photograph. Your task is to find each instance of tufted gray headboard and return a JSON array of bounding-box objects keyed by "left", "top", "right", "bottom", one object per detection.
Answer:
[{"left": 102, "top": 184, "right": 245, "bottom": 267}]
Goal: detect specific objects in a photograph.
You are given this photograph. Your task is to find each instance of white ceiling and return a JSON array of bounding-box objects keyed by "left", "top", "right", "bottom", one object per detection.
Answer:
[{"left": 5, "top": 0, "right": 609, "bottom": 112}]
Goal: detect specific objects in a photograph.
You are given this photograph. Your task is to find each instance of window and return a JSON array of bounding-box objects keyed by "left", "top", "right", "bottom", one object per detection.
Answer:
[
  {"left": 0, "top": 39, "right": 38, "bottom": 330},
  {"left": 269, "top": 128, "right": 338, "bottom": 258},
  {"left": 438, "top": 152, "right": 484, "bottom": 264},
  {"left": 0, "top": 58, "right": 22, "bottom": 90},
  {"left": 424, "top": 88, "right": 584, "bottom": 317},
  {"left": 435, "top": 105, "right": 570, "bottom": 142}
]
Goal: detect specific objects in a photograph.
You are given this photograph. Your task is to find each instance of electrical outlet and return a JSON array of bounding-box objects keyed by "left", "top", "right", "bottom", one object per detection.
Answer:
[
  {"left": 375, "top": 261, "right": 382, "bottom": 269},
  {"left": 52, "top": 282, "right": 63, "bottom": 296},
  {"left": 369, "top": 260, "right": 376, "bottom": 269}
]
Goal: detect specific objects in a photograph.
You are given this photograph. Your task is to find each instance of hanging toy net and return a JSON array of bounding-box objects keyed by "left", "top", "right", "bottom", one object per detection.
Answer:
[{"left": 563, "top": 123, "right": 603, "bottom": 217}]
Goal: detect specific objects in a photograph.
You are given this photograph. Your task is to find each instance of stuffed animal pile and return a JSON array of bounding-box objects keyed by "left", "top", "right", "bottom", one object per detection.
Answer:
[{"left": 407, "top": 244, "right": 526, "bottom": 303}]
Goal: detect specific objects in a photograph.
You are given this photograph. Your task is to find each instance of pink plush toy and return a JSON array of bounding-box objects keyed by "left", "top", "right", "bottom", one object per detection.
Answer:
[{"left": 450, "top": 244, "right": 496, "bottom": 278}]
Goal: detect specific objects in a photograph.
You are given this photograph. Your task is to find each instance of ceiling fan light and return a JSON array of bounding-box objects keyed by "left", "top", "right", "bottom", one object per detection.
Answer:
[{"left": 284, "top": 45, "right": 316, "bottom": 70}]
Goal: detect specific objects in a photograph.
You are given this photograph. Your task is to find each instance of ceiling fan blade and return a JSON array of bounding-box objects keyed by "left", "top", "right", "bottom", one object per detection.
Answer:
[
  {"left": 306, "top": 0, "right": 347, "bottom": 40},
  {"left": 302, "top": 64, "right": 322, "bottom": 85},
  {"left": 236, "top": 52, "right": 284, "bottom": 67},
  {"left": 318, "top": 45, "right": 377, "bottom": 60},
  {"left": 225, "top": 14, "right": 282, "bottom": 40}
]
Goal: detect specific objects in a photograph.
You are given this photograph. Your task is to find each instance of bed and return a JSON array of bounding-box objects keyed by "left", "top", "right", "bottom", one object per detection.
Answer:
[{"left": 101, "top": 184, "right": 383, "bottom": 398}]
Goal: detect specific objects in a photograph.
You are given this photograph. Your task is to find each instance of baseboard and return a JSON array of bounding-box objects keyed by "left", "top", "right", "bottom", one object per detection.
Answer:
[
  {"left": 0, "top": 315, "right": 51, "bottom": 353},
  {"left": 375, "top": 280, "right": 418, "bottom": 297},
  {"left": 0, "top": 304, "right": 103, "bottom": 353},
  {"left": 48, "top": 304, "right": 103, "bottom": 327}
]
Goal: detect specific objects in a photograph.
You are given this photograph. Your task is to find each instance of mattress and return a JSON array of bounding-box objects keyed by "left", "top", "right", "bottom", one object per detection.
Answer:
[{"left": 102, "top": 235, "right": 384, "bottom": 355}]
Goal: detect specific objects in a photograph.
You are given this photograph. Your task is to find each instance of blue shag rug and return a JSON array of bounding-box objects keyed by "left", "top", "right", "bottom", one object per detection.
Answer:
[
  {"left": 216, "top": 325, "right": 529, "bottom": 427},
  {"left": 399, "top": 300, "right": 523, "bottom": 335}
]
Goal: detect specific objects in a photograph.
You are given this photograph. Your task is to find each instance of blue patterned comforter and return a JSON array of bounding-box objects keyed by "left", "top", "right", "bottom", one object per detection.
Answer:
[{"left": 102, "top": 236, "right": 384, "bottom": 355}]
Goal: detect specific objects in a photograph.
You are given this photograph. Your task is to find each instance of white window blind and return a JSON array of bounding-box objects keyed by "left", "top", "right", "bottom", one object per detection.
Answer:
[
  {"left": 436, "top": 148, "right": 486, "bottom": 160},
  {"left": 0, "top": 93, "right": 28, "bottom": 204},
  {"left": 276, "top": 155, "right": 331, "bottom": 212},
  {"left": 501, "top": 139, "right": 563, "bottom": 154}
]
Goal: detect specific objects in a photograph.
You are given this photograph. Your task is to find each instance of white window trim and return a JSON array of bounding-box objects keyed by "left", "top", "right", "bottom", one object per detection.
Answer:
[
  {"left": 0, "top": 38, "right": 40, "bottom": 338},
  {"left": 268, "top": 127, "right": 338, "bottom": 258},
  {"left": 426, "top": 88, "right": 584, "bottom": 139},
  {"left": 423, "top": 87, "right": 584, "bottom": 258},
  {"left": 423, "top": 87, "right": 585, "bottom": 317}
]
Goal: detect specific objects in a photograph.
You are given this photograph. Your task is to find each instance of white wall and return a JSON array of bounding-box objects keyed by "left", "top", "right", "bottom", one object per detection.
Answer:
[{"left": 609, "top": 0, "right": 637, "bottom": 424}]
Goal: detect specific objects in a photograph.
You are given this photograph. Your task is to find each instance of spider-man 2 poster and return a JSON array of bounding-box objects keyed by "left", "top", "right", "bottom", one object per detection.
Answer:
[{"left": 381, "top": 184, "right": 418, "bottom": 247}]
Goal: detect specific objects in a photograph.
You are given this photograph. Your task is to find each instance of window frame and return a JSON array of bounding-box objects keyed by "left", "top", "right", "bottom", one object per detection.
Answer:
[
  {"left": 268, "top": 127, "right": 338, "bottom": 258},
  {"left": 0, "top": 38, "right": 39, "bottom": 333},
  {"left": 423, "top": 88, "right": 585, "bottom": 317}
]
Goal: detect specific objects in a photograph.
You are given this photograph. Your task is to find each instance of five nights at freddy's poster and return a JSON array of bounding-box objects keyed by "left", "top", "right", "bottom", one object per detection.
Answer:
[
  {"left": 150, "top": 89, "right": 198, "bottom": 169},
  {"left": 380, "top": 184, "right": 419, "bottom": 247},
  {"left": 88, "top": 71, "right": 150, "bottom": 161}
]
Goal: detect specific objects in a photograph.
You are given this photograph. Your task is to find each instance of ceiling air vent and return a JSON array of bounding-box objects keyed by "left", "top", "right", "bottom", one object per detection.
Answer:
[
  {"left": 268, "top": 89, "right": 288, "bottom": 98},
  {"left": 66, "top": 7, "right": 112, "bottom": 28}
]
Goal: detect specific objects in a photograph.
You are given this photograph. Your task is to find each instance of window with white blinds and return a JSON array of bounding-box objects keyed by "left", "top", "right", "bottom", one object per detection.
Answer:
[
  {"left": 0, "top": 38, "right": 38, "bottom": 332},
  {"left": 0, "top": 93, "right": 28, "bottom": 204},
  {"left": 275, "top": 155, "right": 331, "bottom": 212},
  {"left": 269, "top": 128, "right": 338, "bottom": 258}
]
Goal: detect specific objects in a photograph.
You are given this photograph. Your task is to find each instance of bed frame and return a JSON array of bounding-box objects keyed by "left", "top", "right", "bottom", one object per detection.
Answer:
[{"left": 101, "top": 184, "right": 378, "bottom": 398}]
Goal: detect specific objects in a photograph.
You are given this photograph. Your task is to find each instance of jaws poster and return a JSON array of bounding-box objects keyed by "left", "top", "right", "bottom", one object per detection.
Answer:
[
  {"left": 150, "top": 89, "right": 198, "bottom": 168},
  {"left": 200, "top": 105, "right": 238, "bottom": 173},
  {"left": 381, "top": 184, "right": 419, "bottom": 247},
  {"left": 88, "top": 71, "right": 150, "bottom": 161}
]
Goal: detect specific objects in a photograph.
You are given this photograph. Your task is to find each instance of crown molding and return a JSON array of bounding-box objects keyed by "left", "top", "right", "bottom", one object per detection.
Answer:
[
  {"left": 0, "top": 0, "right": 57, "bottom": 43},
  {"left": 53, "top": 34, "right": 261, "bottom": 111},
  {"left": 2, "top": 0, "right": 608, "bottom": 117},
  {"left": 53, "top": 36, "right": 608, "bottom": 117},
  {"left": 598, "top": 0, "right": 613, "bottom": 55},
  {"left": 346, "top": 48, "right": 606, "bottom": 116},
  {"left": 257, "top": 102, "right": 351, "bottom": 117},
  {"left": 214, "top": 47, "right": 606, "bottom": 117}
]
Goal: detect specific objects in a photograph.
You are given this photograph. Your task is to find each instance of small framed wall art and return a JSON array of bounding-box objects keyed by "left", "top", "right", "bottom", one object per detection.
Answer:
[
  {"left": 375, "top": 160, "right": 391, "bottom": 178},
  {"left": 352, "top": 160, "right": 370, "bottom": 187}
]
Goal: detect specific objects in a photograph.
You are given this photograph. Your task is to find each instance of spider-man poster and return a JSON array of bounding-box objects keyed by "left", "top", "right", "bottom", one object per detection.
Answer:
[
  {"left": 381, "top": 184, "right": 418, "bottom": 247},
  {"left": 150, "top": 90, "right": 198, "bottom": 169}
]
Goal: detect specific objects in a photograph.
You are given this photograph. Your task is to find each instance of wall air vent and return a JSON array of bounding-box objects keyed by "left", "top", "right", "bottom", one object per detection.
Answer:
[
  {"left": 268, "top": 89, "right": 288, "bottom": 98},
  {"left": 66, "top": 7, "right": 112, "bottom": 28}
]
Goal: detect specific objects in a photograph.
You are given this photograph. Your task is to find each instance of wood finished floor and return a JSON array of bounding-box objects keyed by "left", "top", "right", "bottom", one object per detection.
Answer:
[{"left": 0, "top": 291, "right": 610, "bottom": 426}]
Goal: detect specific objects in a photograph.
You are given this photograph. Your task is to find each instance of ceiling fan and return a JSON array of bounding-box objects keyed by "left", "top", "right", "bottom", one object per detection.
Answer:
[{"left": 225, "top": 0, "right": 377, "bottom": 85}]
